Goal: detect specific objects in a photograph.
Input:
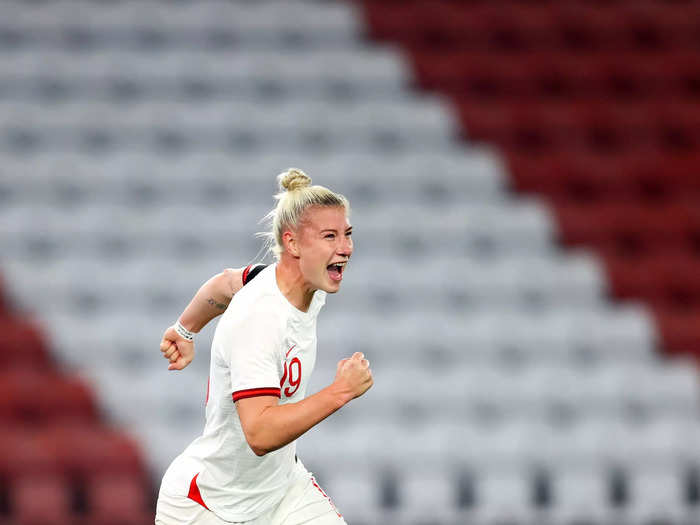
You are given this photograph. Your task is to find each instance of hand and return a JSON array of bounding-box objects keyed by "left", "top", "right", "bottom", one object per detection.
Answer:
[
  {"left": 159, "top": 325, "right": 194, "bottom": 371},
  {"left": 333, "top": 352, "right": 373, "bottom": 402}
]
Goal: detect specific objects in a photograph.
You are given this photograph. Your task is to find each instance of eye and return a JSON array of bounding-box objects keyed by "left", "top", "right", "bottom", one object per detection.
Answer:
[{"left": 324, "top": 233, "right": 336, "bottom": 240}]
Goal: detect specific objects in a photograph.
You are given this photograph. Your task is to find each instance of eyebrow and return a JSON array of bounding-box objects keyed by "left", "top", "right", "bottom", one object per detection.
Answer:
[{"left": 321, "top": 227, "right": 353, "bottom": 233}]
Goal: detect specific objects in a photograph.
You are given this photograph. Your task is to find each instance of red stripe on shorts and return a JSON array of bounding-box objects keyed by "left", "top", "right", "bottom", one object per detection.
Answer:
[{"left": 311, "top": 476, "right": 342, "bottom": 518}]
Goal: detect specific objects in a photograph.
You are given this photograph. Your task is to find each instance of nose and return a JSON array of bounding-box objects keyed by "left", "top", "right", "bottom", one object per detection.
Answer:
[{"left": 338, "top": 235, "right": 353, "bottom": 258}]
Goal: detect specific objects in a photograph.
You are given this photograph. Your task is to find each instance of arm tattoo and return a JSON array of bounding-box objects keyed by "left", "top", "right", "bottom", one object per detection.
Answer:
[{"left": 206, "top": 297, "right": 228, "bottom": 311}]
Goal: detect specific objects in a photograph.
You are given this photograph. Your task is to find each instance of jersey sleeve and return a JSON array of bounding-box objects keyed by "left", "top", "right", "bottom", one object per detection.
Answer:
[
  {"left": 242, "top": 264, "right": 267, "bottom": 286},
  {"left": 226, "top": 298, "right": 283, "bottom": 403}
]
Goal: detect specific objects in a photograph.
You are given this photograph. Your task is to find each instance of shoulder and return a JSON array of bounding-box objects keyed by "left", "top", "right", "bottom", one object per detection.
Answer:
[
  {"left": 225, "top": 291, "right": 286, "bottom": 329},
  {"left": 222, "top": 269, "right": 286, "bottom": 331}
]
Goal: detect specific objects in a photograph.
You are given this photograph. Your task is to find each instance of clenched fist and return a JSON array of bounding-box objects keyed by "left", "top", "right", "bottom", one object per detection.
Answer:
[
  {"left": 333, "top": 352, "right": 373, "bottom": 402},
  {"left": 159, "top": 325, "right": 194, "bottom": 371}
]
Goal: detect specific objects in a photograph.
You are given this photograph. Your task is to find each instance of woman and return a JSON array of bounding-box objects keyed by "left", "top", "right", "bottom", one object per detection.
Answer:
[{"left": 155, "top": 169, "right": 372, "bottom": 524}]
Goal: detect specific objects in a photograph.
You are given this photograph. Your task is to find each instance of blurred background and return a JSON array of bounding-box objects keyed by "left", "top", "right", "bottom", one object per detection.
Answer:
[{"left": 1, "top": 0, "right": 699, "bottom": 524}]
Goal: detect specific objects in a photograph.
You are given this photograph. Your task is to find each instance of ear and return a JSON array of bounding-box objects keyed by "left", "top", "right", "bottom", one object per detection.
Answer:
[{"left": 282, "top": 228, "right": 300, "bottom": 258}]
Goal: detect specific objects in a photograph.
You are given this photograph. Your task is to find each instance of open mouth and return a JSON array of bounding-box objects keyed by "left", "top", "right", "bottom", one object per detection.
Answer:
[{"left": 326, "top": 261, "right": 347, "bottom": 282}]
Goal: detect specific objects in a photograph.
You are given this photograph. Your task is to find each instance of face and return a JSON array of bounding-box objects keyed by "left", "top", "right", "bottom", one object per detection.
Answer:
[{"left": 287, "top": 205, "right": 353, "bottom": 294}]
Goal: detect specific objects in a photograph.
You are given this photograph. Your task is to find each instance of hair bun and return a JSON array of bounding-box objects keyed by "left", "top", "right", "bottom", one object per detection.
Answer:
[{"left": 278, "top": 168, "right": 312, "bottom": 192}]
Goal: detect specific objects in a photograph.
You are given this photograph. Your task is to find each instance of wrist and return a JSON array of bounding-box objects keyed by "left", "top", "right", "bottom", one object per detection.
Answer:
[
  {"left": 174, "top": 319, "right": 196, "bottom": 341},
  {"left": 326, "top": 381, "right": 354, "bottom": 409}
]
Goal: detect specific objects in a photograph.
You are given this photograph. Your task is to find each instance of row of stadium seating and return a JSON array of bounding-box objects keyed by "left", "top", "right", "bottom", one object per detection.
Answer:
[
  {"left": 25, "top": 306, "right": 657, "bottom": 369},
  {"left": 0, "top": 0, "right": 362, "bottom": 49},
  {"left": 508, "top": 151, "right": 700, "bottom": 202},
  {"left": 1, "top": 253, "right": 607, "bottom": 316},
  {"left": 4, "top": 474, "right": 150, "bottom": 525},
  {"left": 319, "top": 464, "right": 700, "bottom": 525},
  {"left": 413, "top": 51, "right": 700, "bottom": 100},
  {"left": 0, "top": 101, "right": 456, "bottom": 154},
  {"left": 0, "top": 49, "right": 409, "bottom": 102},
  {"left": 5, "top": 100, "right": 700, "bottom": 155},
  {"left": 363, "top": 0, "right": 700, "bottom": 52},
  {"left": 0, "top": 151, "right": 506, "bottom": 204},
  {"left": 0, "top": 200, "right": 555, "bottom": 260},
  {"left": 98, "top": 359, "right": 700, "bottom": 426}
]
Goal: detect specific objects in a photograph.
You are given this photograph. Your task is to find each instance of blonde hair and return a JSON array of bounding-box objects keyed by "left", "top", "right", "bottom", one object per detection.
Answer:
[{"left": 259, "top": 168, "right": 349, "bottom": 260}]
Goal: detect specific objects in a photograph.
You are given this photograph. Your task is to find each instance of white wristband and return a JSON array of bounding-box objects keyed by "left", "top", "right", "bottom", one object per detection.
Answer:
[{"left": 174, "top": 320, "right": 194, "bottom": 342}]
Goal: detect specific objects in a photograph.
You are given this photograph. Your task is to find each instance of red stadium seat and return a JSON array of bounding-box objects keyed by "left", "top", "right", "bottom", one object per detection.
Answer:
[
  {"left": 506, "top": 151, "right": 638, "bottom": 202},
  {"left": 654, "top": 308, "right": 700, "bottom": 359},
  {"left": 553, "top": 202, "right": 695, "bottom": 256},
  {"left": 666, "top": 54, "right": 700, "bottom": 99},
  {"left": 585, "top": 53, "right": 672, "bottom": 99},
  {"left": 518, "top": 53, "right": 597, "bottom": 99},
  {"left": 649, "top": 103, "right": 700, "bottom": 152},
  {"left": 552, "top": 4, "right": 624, "bottom": 51},
  {"left": 0, "top": 318, "right": 49, "bottom": 370},
  {"left": 603, "top": 252, "right": 700, "bottom": 309},
  {"left": 622, "top": 4, "right": 700, "bottom": 52},
  {"left": 86, "top": 474, "right": 152, "bottom": 525},
  {"left": 412, "top": 51, "right": 526, "bottom": 97},
  {"left": 9, "top": 475, "right": 74, "bottom": 525},
  {"left": 359, "top": 2, "right": 424, "bottom": 44},
  {"left": 0, "top": 427, "right": 61, "bottom": 481},
  {"left": 43, "top": 424, "right": 146, "bottom": 480},
  {"left": 467, "top": 5, "right": 556, "bottom": 52},
  {"left": 0, "top": 369, "right": 97, "bottom": 425},
  {"left": 566, "top": 101, "right": 652, "bottom": 153}
]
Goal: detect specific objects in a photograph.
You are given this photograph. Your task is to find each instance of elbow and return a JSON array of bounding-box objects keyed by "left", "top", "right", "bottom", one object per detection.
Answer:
[
  {"left": 244, "top": 428, "right": 271, "bottom": 457},
  {"left": 250, "top": 444, "right": 268, "bottom": 457},
  {"left": 248, "top": 438, "right": 271, "bottom": 457}
]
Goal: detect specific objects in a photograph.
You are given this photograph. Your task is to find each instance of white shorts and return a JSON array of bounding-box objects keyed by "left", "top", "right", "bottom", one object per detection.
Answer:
[{"left": 155, "top": 460, "right": 347, "bottom": 525}]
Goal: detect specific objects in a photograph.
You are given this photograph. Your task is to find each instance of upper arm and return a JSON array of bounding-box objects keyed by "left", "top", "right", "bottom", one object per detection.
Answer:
[
  {"left": 226, "top": 302, "right": 283, "bottom": 454},
  {"left": 224, "top": 264, "right": 268, "bottom": 297},
  {"left": 227, "top": 298, "right": 283, "bottom": 406},
  {"left": 223, "top": 267, "right": 246, "bottom": 297},
  {"left": 235, "top": 395, "right": 279, "bottom": 455}
]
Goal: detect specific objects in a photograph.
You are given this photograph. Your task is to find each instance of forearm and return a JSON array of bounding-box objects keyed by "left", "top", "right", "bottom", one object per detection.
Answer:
[
  {"left": 242, "top": 384, "right": 350, "bottom": 456},
  {"left": 178, "top": 270, "right": 238, "bottom": 333}
]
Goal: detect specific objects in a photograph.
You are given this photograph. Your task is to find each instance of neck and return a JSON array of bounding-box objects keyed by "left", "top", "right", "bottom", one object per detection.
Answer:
[{"left": 276, "top": 254, "right": 315, "bottom": 312}]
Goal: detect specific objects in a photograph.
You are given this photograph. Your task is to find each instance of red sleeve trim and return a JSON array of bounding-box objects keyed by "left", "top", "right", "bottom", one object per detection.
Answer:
[
  {"left": 242, "top": 264, "right": 252, "bottom": 285},
  {"left": 187, "top": 473, "right": 210, "bottom": 510},
  {"left": 232, "top": 387, "right": 281, "bottom": 402}
]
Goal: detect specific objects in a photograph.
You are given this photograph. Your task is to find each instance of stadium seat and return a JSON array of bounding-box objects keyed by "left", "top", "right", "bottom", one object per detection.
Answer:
[
  {"left": 321, "top": 468, "right": 384, "bottom": 525},
  {"left": 0, "top": 369, "right": 96, "bottom": 425},
  {"left": 0, "top": 318, "right": 48, "bottom": 370},
  {"left": 626, "top": 468, "right": 686, "bottom": 523},
  {"left": 473, "top": 470, "right": 536, "bottom": 524},
  {"left": 85, "top": 474, "right": 151, "bottom": 525},
  {"left": 549, "top": 468, "right": 614, "bottom": 524},
  {"left": 654, "top": 308, "right": 700, "bottom": 359},
  {"left": 604, "top": 252, "right": 700, "bottom": 309},
  {"left": 8, "top": 475, "right": 73, "bottom": 525},
  {"left": 43, "top": 424, "right": 145, "bottom": 480},
  {"left": 0, "top": 426, "right": 61, "bottom": 481},
  {"left": 395, "top": 467, "right": 460, "bottom": 523},
  {"left": 554, "top": 202, "right": 695, "bottom": 256}
]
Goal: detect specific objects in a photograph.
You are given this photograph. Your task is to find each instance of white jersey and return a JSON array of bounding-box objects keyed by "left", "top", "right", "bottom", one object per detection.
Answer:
[{"left": 159, "top": 264, "right": 326, "bottom": 522}]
